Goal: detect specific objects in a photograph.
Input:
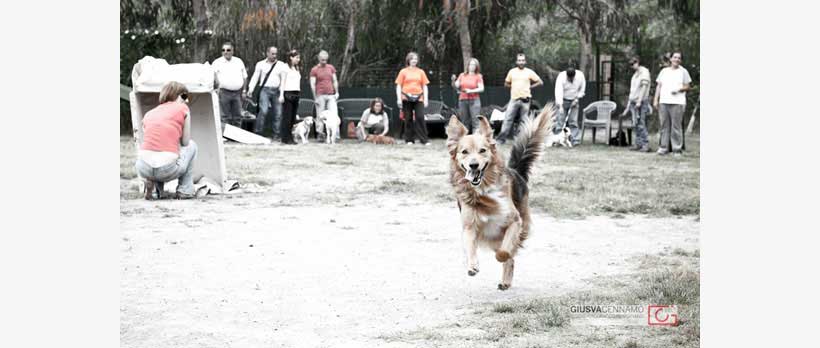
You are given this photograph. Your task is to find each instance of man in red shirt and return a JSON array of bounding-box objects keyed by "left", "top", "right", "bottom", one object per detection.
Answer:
[{"left": 310, "top": 50, "right": 340, "bottom": 141}]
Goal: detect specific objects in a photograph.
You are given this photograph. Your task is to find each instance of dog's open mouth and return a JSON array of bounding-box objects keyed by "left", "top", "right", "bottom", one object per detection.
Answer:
[{"left": 463, "top": 163, "right": 487, "bottom": 186}]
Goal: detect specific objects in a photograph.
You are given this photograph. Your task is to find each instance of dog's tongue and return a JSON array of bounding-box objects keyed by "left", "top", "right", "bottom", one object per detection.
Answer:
[{"left": 464, "top": 169, "right": 479, "bottom": 182}]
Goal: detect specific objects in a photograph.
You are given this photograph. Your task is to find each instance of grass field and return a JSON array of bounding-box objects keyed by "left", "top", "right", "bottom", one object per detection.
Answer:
[{"left": 120, "top": 132, "right": 699, "bottom": 219}]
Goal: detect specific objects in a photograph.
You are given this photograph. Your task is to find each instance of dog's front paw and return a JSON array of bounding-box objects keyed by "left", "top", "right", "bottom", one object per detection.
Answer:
[
  {"left": 497, "top": 283, "right": 510, "bottom": 291},
  {"left": 467, "top": 267, "right": 479, "bottom": 276}
]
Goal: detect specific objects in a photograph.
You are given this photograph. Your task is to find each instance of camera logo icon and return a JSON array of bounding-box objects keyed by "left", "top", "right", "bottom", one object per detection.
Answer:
[{"left": 647, "top": 305, "right": 679, "bottom": 326}]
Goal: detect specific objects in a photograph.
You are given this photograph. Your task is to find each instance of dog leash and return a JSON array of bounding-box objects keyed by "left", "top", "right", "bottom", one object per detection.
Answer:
[{"left": 561, "top": 102, "right": 574, "bottom": 130}]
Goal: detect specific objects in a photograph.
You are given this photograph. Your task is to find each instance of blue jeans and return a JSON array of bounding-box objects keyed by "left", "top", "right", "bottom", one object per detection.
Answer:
[
  {"left": 555, "top": 99, "right": 581, "bottom": 145},
  {"left": 458, "top": 98, "right": 481, "bottom": 134},
  {"left": 627, "top": 99, "right": 650, "bottom": 147},
  {"left": 255, "top": 87, "right": 282, "bottom": 136},
  {"left": 135, "top": 141, "right": 198, "bottom": 195},
  {"left": 496, "top": 98, "right": 530, "bottom": 141}
]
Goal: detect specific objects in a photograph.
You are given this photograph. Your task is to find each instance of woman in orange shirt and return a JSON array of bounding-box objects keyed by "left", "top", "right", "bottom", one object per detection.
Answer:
[
  {"left": 134, "top": 81, "right": 198, "bottom": 200},
  {"left": 395, "top": 52, "right": 431, "bottom": 145},
  {"left": 450, "top": 58, "right": 484, "bottom": 134}
]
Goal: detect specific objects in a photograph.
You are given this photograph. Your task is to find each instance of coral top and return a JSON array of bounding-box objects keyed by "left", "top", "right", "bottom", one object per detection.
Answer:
[{"left": 140, "top": 102, "right": 188, "bottom": 154}]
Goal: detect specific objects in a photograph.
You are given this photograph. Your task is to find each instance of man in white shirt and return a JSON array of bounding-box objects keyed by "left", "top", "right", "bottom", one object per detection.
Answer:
[
  {"left": 653, "top": 52, "right": 692, "bottom": 156},
  {"left": 554, "top": 66, "right": 585, "bottom": 146},
  {"left": 620, "top": 56, "right": 652, "bottom": 152},
  {"left": 212, "top": 42, "right": 248, "bottom": 127},
  {"left": 247, "top": 46, "right": 288, "bottom": 138}
]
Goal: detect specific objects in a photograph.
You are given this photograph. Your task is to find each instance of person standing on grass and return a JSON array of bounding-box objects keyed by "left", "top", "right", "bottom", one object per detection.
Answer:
[
  {"left": 278, "top": 49, "right": 302, "bottom": 145},
  {"left": 356, "top": 98, "right": 390, "bottom": 141},
  {"left": 496, "top": 53, "right": 543, "bottom": 144},
  {"left": 248, "top": 46, "right": 287, "bottom": 139},
  {"left": 310, "top": 50, "right": 340, "bottom": 141},
  {"left": 621, "top": 56, "right": 652, "bottom": 152},
  {"left": 135, "top": 81, "right": 198, "bottom": 200},
  {"left": 212, "top": 42, "right": 247, "bottom": 127},
  {"left": 554, "top": 65, "right": 586, "bottom": 146},
  {"left": 450, "top": 58, "right": 484, "bottom": 134},
  {"left": 653, "top": 51, "right": 692, "bottom": 156},
  {"left": 395, "top": 52, "right": 431, "bottom": 146}
]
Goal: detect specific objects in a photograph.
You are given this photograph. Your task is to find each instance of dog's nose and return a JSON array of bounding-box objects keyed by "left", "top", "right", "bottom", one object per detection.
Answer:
[{"left": 469, "top": 163, "right": 479, "bottom": 170}]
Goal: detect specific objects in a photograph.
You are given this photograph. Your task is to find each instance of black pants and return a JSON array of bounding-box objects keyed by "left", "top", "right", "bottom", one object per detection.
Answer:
[
  {"left": 280, "top": 91, "right": 300, "bottom": 143},
  {"left": 402, "top": 100, "right": 429, "bottom": 144}
]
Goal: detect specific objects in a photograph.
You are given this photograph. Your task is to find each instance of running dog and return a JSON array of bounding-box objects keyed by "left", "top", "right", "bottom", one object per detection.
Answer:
[
  {"left": 318, "top": 109, "right": 341, "bottom": 144},
  {"left": 365, "top": 134, "right": 396, "bottom": 145},
  {"left": 445, "top": 105, "right": 553, "bottom": 290},
  {"left": 291, "top": 116, "right": 315, "bottom": 144}
]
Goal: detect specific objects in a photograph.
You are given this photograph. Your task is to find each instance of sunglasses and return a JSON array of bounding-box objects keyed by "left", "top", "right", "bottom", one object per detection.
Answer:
[{"left": 223, "top": 49, "right": 232, "bottom": 52}]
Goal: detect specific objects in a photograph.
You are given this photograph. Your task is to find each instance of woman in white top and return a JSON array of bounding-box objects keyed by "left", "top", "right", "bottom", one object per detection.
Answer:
[
  {"left": 278, "top": 49, "right": 302, "bottom": 145},
  {"left": 356, "top": 98, "right": 390, "bottom": 141}
]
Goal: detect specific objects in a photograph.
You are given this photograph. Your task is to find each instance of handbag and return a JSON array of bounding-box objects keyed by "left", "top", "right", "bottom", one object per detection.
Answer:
[{"left": 245, "top": 61, "right": 277, "bottom": 115}]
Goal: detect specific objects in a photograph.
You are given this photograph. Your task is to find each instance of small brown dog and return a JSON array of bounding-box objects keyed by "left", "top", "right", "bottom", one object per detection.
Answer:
[{"left": 365, "top": 134, "right": 396, "bottom": 145}]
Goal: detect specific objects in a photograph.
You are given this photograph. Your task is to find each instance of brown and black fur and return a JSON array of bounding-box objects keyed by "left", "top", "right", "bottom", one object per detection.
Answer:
[
  {"left": 365, "top": 134, "right": 396, "bottom": 145},
  {"left": 446, "top": 105, "right": 553, "bottom": 290}
]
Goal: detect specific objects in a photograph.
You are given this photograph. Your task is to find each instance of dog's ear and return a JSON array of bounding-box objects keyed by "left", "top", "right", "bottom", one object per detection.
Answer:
[
  {"left": 476, "top": 116, "right": 495, "bottom": 145},
  {"left": 446, "top": 116, "right": 467, "bottom": 156}
]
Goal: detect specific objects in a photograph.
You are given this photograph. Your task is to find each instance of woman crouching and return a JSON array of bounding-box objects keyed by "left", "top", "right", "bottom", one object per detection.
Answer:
[{"left": 135, "top": 81, "right": 198, "bottom": 200}]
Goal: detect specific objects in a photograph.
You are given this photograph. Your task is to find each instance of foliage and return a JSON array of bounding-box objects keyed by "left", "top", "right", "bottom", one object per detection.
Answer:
[{"left": 120, "top": 0, "right": 700, "bottom": 131}]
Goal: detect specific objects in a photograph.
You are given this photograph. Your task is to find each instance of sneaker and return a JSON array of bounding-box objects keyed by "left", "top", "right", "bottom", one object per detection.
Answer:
[
  {"left": 144, "top": 180, "right": 155, "bottom": 200},
  {"left": 406, "top": 141, "right": 414, "bottom": 145},
  {"left": 176, "top": 192, "right": 195, "bottom": 200},
  {"left": 639, "top": 145, "right": 651, "bottom": 153},
  {"left": 673, "top": 151, "right": 683, "bottom": 157},
  {"left": 424, "top": 142, "right": 432, "bottom": 146},
  {"left": 629, "top": 145, "right": 641, "bottom": 151},
  {"left": 656, "top": 149, "right": 669, "bottom": 155}
]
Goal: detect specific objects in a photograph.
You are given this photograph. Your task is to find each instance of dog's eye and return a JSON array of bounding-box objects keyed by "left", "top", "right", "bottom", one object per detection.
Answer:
[
  {"left": 479, "top": 148, "right": 487, "bottom": 154},
  {"left": 461, "top": 149, "right": 468, "bottom": 155}
]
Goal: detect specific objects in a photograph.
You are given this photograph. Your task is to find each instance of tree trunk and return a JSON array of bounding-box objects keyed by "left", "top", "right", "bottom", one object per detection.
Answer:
[
  {"left": 340, "top": 2, "right": 359, "bottom": 86},
  {"left": 454, "top": 0, "right": 472, "bottom": 71},
  {"left": 192, "top": 0, "right": 210, "bottom": 63},
  {"left": 578, "top": 24, "right": 594, "bottom": 81}
]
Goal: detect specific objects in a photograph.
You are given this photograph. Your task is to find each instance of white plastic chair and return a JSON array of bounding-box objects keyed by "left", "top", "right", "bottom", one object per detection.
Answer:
[{"left": 580, "top": 100, "right": 617, "bottom": 144}]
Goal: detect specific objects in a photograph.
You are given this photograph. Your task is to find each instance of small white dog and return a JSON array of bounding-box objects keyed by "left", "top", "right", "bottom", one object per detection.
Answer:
[
  {"left": 546, "top": 123, "right": 573, "bottom": 148},
  {"left": 546, "top": 112, "right": 573, "bottom": 148},
  {"left": 318, "top": 109, "right": 341, "bottom": 144},
  {"left": 291, "top": 116, "right": 315, "bottom": 144}
]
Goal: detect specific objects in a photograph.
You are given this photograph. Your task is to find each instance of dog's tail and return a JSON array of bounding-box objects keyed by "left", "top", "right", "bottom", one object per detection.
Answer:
[{"left": 507, "top": 104, "right": 554, "bottom": 183}]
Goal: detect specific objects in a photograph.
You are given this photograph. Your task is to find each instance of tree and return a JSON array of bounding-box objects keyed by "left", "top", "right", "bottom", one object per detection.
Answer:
[
  {"left": 549, "top": 0, "right": 632, "bottom": 79},
  {"left": 453, "top": 0, "right": 472, "bottom": 71},
  {"left": 339, "top": 0, "right": 366, "bottom": 85},
  {"left": 191, "top": 0, "right": 210, "bottom": 63}
]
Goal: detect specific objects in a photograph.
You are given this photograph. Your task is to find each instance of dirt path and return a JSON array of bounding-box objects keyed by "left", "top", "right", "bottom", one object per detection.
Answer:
[{"left": 120, "top": 197, "right": 698, "bottom": 348}]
